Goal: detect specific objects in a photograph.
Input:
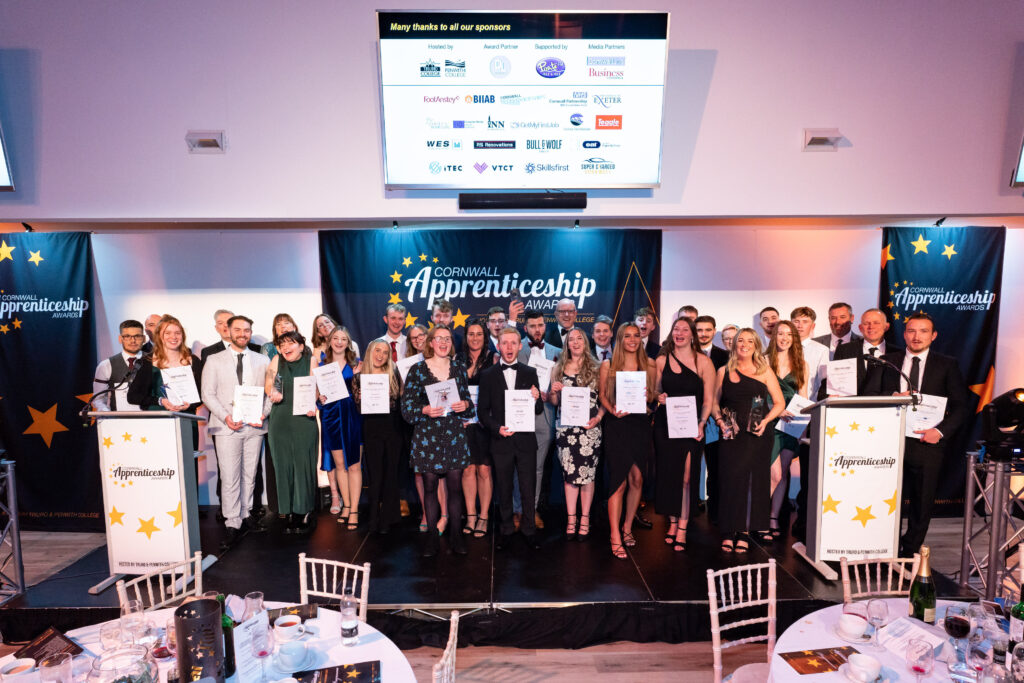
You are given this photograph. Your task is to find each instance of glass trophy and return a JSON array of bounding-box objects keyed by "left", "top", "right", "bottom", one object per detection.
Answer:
[{"left": 747, "top": 396, "right": 765, "bottom": 433}]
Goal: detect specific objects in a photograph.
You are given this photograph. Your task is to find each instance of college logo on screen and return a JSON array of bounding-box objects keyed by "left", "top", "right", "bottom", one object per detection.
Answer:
[
  {"left": 596, "top": 115, "right": 623, "bottom": 130},
  {"left": 593, "top": 94, "right": 623, "bottom": 108},
  {"left": 490, "top": 56, "right": 511, "bottom": 78},
  {"left": 536, "top": 58, "right": 566, "bottom": 78},
  {"left": 419, "top": 59, "right": 441, "bottom": 77},
  {"left": 444, "top": 59, "right": 466, "bottom": 77}
]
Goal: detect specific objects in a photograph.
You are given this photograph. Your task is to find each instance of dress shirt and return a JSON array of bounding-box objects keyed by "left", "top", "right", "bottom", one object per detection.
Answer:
[
  {"left": 376, "top": 332, "right": 407, "bottom": 361},
  {"left": 490, "top": 335, "right": 500, "bottom": 350},
  {"left": 502, "top": 363, "right": 517, "bottom": 390},
  {"left": 93, "top": 350, "right": 144, "bottom": 411},
  {"left": 559, "top": 326, "right": 574, "bottom": 340},
  {"left": 900, "top": 347, "right": 930, "bottom": 393},
  {"left": 701, "top": 343, "right": 714, "bottom": 357},
  {"left": 862, "top": 340, "right": 886, "bottom": 358},
  {"left": 595, "top": 345, "right": 612, "bottom": 361},
  {"left": 801, "top": 338, "right": 829, "bottom": 398},
  {"left": 828, "top": 332, "right": 853, "bottom": 352}
]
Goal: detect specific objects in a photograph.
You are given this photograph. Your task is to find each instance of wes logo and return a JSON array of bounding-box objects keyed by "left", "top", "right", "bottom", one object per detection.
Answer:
[
  {"left": 426, "top": 140, "right": 460, "bottom": 148},
  {"left": 595, "top": 115, "right": 622, "bottom": 130},
  {"left": 465, "top": 95, "right": 496, "bottom": 104}
]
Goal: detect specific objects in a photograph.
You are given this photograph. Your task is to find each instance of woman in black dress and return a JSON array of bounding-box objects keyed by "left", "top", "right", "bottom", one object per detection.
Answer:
[
  {"left": 457, "top": 319, "right": 496, "bottom": 538},
  {"left": 598, "top": 323, "right": 656, "bottom": 560},
  {"left": 653, "top": 317, "right": 715, "bottom": 551},
  {"left": 711, "top": 328, "right": 785, "bottom": 552}
]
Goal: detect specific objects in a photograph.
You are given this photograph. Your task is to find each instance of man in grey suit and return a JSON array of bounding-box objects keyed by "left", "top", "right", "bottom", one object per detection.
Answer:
[
  {"left": 518, "top": 309, "right": 561, "bottom": 530},
  {"left": 813, "top": 302, "right": 862, "bottom": 360},
  {"left": 201, "top": 315, "right": 272, "bottom": 548}
]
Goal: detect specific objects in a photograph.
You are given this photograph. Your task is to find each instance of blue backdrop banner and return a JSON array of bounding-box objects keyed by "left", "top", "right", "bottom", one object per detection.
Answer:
[
  {"left": 879, "top": 225, "right": 1004, "bottom": 508},
  {"left": 0, "top": 232, "right": 101, "bottom": 530},
  {"left": 319, "top": 228, "right": 662, "bottom": 351}
]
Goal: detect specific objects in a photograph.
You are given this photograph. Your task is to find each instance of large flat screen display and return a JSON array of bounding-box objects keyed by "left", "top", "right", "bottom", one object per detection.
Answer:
[
  {"left": 1013, "top": 131, "right": 1024, "bottom": 188},
  {"left": 377, "top": 11, "right": 670, "bottom": 190},
  {"left": 0, "top": 118, "right": 12, "bottom": 192}
]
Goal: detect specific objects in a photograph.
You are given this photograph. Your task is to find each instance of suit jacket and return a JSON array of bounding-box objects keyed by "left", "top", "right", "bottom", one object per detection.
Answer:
[
  {"left": 704, "top": 345, "right": 729, "bottom": 370},
  {"left": 825, "top": 339, "right": 899, "bottom": 397},
  {"left": 201, "top": 347, "right": 272, "bottom": 436},
  {"left": 544, "top": 323, "right": 594, "bottom": 353},
  {"left": 644, "top": 336, "right": 661, "bottom": 360},
  {"left": 519, "top": 342, "right": 561, "bottom": 435},
  {"left": 478, "top": 361, "right": 544, "bottom": 456},
  {"left": 877, "top": 349, "right": 967, "bottom": 446},
  {"left": 813, "top": 332, "right": 863, "bottom": 359}
]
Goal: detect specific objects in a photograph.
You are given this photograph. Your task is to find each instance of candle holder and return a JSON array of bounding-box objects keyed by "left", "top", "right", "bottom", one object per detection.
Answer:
[{"left": 174, "top": 598, "right": 225, "bottom": 683}]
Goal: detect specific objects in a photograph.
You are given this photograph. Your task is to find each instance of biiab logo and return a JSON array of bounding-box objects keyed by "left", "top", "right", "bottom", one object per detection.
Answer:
[
  {"left": 536, "top": 58, "right": 566, "bottom": 79},
  {"left": 465, "top": 95, "right": 495, "bottom": 104}
]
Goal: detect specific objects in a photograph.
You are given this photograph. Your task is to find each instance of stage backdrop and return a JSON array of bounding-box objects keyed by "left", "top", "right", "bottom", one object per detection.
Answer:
[
  {"left": 879, "top": 225, "right": 1004, "bottom": 510},
  {"left": 320, "top": 229, "right": 662, "bottom": 350},
  {"left": 0, "top": 232, "right": 101, "bottom": 530}
]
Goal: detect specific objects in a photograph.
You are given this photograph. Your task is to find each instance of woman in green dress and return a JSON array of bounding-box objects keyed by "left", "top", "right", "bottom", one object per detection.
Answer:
[
  {"left": 767, "top": 320, "right": 808, "bottom": 538},
  {"left": 265, "top": 329, "right": 319, "bottom": 534}
]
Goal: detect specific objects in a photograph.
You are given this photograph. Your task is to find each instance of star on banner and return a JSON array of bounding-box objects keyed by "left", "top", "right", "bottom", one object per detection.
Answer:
[
  {"left": 0, "top": 240, "right": 14, "bottom": 261},
  {"left": 432, "top": 257, "right": 439, "bottom": 263},
  {"left": 867, "top": 426, "right": 875, "bottom": 434},
  {"left": 880, "top": 243, "right": 895, "bottom": 269},
  {"left": 825, "top": 425, "right": 838, "bottom": 438},
  {"left": 102, "top": 436, "right": 113, "bottom": 448},
  {"left": 388, "top": 293, "right": 402, "bottom": 304},
  {"left": 883, "top": 490, "right": 898, "bottom": 515},
  {"left": 970, "top": 365, "right": 995, "bottom": 413},
  {"left": 404, "top": 313, "right": 418, "bottom": 328},
  {"left": 822, "top": 494, "right": 841, "bottom": 514},
  {"left": 23, "top": 403, "right": 69, "bottom": 447},
  {"left": 911, "top": 234, "right": 931, "bottom": 254},
  {"left": 122, "top": 432, "right": 132, "bottom": 442},
  {"left": 137, "top": 517, "right": 160, "bottom": 539},
  {"left": 0, "top": 325, "right": 8, "bottom": 334},
  {"left": 11, "top": 319, "right": 21, "bottom": 329},
  {"left": 108, "top": 506, "right": 125, "bottom": 526},
  {"left": 419, "top": 253, "right": 428, "bottom": 262},
  {"left": 849, "top": 421, "right": 859, "bottom": 431},
  {"left": 942, "top": 244, "right": 957, "bottom": 260},
  {"left": 140, "top": 436, "right": 147, "bottom": 444},
  {"left": 402, "top": 257, "right": 412, "bottom": 267},
  {"left": 452, "top": 308, "right": 470, "bottom": 329},
  {"left": 389, "top": 271, "right": 402, "bottom": 283},
  {"left": 852, "top": 505, "right": 876, "bottom": 528},
  {"left": 167, "top": 502, "right": 183, "bottom": 528},
  {"left": 27, "top": 251, "right": 44, "bottom": 266}
]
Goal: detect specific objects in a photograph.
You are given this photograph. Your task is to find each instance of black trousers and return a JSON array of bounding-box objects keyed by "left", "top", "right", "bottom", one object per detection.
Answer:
[
  {"left": 493, "top": 444, "right": 537, "bottom": 536},
  {"left": 363, "top": 419, "right": 403, "bottom": 528},
  {"left": 793, "top": 441, "right": 811, "bottom": 539},
  {"left": 900, "top": 440, "right": 943, "bottom": 556}
]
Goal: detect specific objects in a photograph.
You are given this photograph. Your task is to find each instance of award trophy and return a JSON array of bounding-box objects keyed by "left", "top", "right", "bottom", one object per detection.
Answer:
[{"left": 747, "top": 396, "right": 765, "bottom": 433}]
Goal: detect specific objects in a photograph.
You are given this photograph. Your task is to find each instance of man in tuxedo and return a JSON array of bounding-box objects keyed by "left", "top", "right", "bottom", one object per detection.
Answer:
[
  {"left": 518, "top": 309, "right": 561, "bottom": 530},
  {"left": 813, "top": 302, "right": 862, "bottom": 359},
  {"left": 721, "top": 324, "right": 738, "bottom": 351},
  {"left": 486, "top": 306, "right": 506, "bottom": 354},
  {"left": 142, "top": 313, "right": 161, "bottom": 354},
  {"left": 544, "top": 299, "right": 592, "bottom": 351},
  {"left": 828, "top": 308, "right": 892, "bottom": 396},
  {"left": 93, "top": 319, "right": 145, "bottom": 411},
  {"left": 478, "top": 327, "right": 544, "bottom": 549},
  {"left": 635, "top": 307, "right": 660, "bottom": 359},
  {"left": 695, "top": 315, "right": 729, "bottom": 369},
  {"left": 201, "top": 315, "right": 272, "bottom": 548},
  {"left": 693, "top": 314, "right": 727, "bottom": 520},
  {"left": 201, "top": 309, "right": 261, "bottom": 362},
  {"left": 592, "top": 315, "right": 614, "bottom": 362},
  {"left": 879, "top": 313, "right": 967, "bottom": 556},
  {"left": 758, "top": 307, "right": 780, "bottom": 348},
  {"left": 791, "top": 306, "right": 829, "bottom": 542},
  {"left": 375, "top": 303, "right": 407, "bottom": 361},
  {"left": 431, "top": 299, "right": 463, "bottom": 352}
]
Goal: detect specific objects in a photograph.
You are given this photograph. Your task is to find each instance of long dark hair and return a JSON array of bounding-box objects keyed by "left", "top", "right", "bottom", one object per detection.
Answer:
[
  {"left": 458, "top": 319, "right": 492, "bottom": 375},
  {"left": 658, "top": 317, "right": 701, "bottom": 358}
]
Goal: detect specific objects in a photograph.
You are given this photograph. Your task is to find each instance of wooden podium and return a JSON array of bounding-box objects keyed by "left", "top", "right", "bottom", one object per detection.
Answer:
[
  {"left": 87, "top": 410, "right": 213, "bottom": 594},
  {"left": 794, "top": 395, "right": 915, "bottom": 580}
]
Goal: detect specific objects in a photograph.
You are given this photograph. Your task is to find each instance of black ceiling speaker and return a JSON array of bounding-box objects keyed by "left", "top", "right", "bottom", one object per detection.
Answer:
[{"left": 459, "top": 192, "right": 587, "bottom": 210}]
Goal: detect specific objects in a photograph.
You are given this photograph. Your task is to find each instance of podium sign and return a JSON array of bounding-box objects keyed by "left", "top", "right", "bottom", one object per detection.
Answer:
[{"left": 94, "top": 413, "right": 201, "bottom": 574}]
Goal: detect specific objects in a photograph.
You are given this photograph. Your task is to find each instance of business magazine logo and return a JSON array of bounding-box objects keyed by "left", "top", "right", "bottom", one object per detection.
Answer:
[
  {"left": 581, "top": 157, "right": 616, "bottom": 174},
  {"left": 536, "top": 57, "right": 566, "bottom": 79},
  {"left": 596, "top": 115, "right": 623, "bottom": 130},
  {"left": 444, "top": 59, "right": 466, "bottom": 77},
  {"left": 474, "top": 141, "right": 515, "bottom": 150},
  {"left": 587, "top": 56, "right": 625, "bottom": 67},
  {"left": 524, "top": 162, "right": 570, "bottom": 174},
  {"left": 465, "top": 94, "right": 495, "bottom": 104},
  {"left": 490, "top": 56, "right": 511, "bottom": 78},
  {"left": 593, "top": 94, "right": 622, "bottom": 108},
  {"left": 420, "top": 59, "right": 441, "bottom": 78}
]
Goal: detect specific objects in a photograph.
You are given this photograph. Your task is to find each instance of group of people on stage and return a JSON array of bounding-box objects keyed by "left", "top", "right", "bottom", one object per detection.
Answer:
[{"left": 92, "top": 297, "right": 966, "bottom": 560}]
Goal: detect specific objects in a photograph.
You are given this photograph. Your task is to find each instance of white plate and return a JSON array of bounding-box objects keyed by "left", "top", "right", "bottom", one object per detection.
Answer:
[
  {"left": 838, "top": 662, "right": 890, "bottom": 682},
  {"left": 832, "top": 623, "right": 871, "bottom": 644},
  {"left": 271, "top": 648, "right": 318, "bottom": 674}
]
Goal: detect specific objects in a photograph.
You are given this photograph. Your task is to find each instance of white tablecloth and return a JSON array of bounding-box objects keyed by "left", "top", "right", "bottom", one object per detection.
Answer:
[{"left": 770, "top": 598, "right": 962, "bottom": 682}]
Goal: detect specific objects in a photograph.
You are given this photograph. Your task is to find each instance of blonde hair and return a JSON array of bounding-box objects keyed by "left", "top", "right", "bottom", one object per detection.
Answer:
[
  {"left": 552, "top": 328, "right": 598, "bottom": 389},
  {"left": 726, "top": 327, "right": 769, "bottom": 375},
  {"left": 360, "top": 340, "right": 400, "bottom": 398},
  {"left": 152, "top": 316, "right": 194, "bottom": 368},
  {"left": 605, "top": 323, "right": 655, "bottom": 402},
  {"left": 325, "top": 326, "right": 357, "bottom": 368}
]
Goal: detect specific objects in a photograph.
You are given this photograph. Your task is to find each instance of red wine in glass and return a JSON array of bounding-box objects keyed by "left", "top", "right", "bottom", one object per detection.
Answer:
[{"left": 945, "top": 615, "right": 971, "bottom": 639}]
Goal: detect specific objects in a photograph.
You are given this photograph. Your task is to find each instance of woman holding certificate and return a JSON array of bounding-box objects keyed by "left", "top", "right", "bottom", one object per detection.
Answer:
[
  {"left": 400, "top": 325, "right": 474, "bottom": 558},
  {"left": 318, "top": 326, "right": 364, "bottom": 530},
  {"left": 404, "top": 323, "right": 448, "bottom": 534},
  {"left": 309, "top": 313, "right": 344, "bottom": 517},
  {"left": 353, "top": 340, "right": 402, "bottom": 535},
  {"left": 653, "top": 317, "right": 715, "bottom": 552},
  {"left": 128, "top": 315, "right": 203, "bottom": 449},
  {"left": 767, "top": 320, "right": 807, "bottom": 540},
  {"left": 550, "top": 328, "right": 604, "bottom": 541},
  {"left": 265, "top": 330, "right": 319, "bottom": 534},
  {"left": 598, "top": 323, "right": 656, "bottom": 560},
  {"left": 711, "top": 328, "right": 785, "bottom": 553},
  {"left": 458, "top": 319, "right": 496, "bottom": 538}
]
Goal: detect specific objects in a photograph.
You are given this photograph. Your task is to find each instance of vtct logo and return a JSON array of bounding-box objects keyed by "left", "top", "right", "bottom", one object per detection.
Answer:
[{"left": 595, "top": 115, "right": 622, "bottom": 130}]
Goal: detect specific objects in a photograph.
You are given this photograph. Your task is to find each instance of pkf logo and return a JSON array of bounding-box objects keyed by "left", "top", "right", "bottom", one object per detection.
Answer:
[
  {"left": 536, "top": 57, "right": 566, "bottom": 79},
  {"left": 490, "top": 56, "right": 511, "bottom": 78},
  {"left": 596, "top": 115, "right": 622, "bottom": 130}
]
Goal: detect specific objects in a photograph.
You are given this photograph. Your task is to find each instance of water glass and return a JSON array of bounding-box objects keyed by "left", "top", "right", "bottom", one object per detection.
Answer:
[
  {"left": 1010, "top": 642, "right": 1024, "bottom": 680},
  {"left": 99, "top": 621, "right": 130, "bottom": 651},
  {"left": 38, "top": 653, "right": 72, "bottom": 683},
  {"left": 970, "top": 643, "right": 994, "bottom": 676},
  {"left": 866, "top": 599, "right": 888, "bottom": 650},
  {"left": 943, "top": 604, "right": 971, "bottom": 675},
  {"left": 242, "top": 591, "right": 265, "bottom": 621},
  {"left": 906, "top": 636, "right": 934, "bottom": 682}
]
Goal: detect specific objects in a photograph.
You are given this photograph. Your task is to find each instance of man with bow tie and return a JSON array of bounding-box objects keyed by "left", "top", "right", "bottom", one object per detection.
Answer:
[{"left": 544, "top": 298, "right": 594, "bottom": 353}]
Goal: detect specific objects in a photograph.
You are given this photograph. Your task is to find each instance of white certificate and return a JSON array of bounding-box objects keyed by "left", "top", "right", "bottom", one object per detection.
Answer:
[
  {"left": 666, "top": 395, "right": 699, "bottom": 439},
  {"left": 466, "top": 385, "right": 480, "bottom": 425},
  {"left": 359, "top": 374, "right": 390, "bottom": 415},
  {"left": 505, "top": 389, "right": 535, "bottom": 432},
  {"left": 396, "top": 353, "right": 423, "bottom": 382},
  {"left": 615, "top": 371, "right": 647, "bottom": 414},
  {"left": 560, "top": 386, "right": 591, "bottom": 428},
  {"left": 826, "top": 358, "right": 858, "bottom": 396},
  {"left": 776, "top": 394, "right": 815, "bottom": 439},
  {"left": 160, "top": 366, "right": 200, "bottom": 405},
  {"left": 905, "top": 393, "right": 947, "bottom": 439},
  {"left": 292, "top": 376, "right": 317, "bottom": 415},
  {"left": 425, "top": 378, "right": 459, "bottom": 416},
  {"left": 528, "top": 356, "right": 556, "bottom": 392},
  {"left": 313, "top": 362, "right": 349, "bottom": 403},
  {"left": 232, "top": 385, "right": 264, "bottom": 424}
]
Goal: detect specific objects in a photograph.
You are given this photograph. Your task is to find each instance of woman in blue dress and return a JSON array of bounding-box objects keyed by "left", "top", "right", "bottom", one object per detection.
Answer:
[{"left": 318, "top": 326, "right": 364, "bottom": 529}]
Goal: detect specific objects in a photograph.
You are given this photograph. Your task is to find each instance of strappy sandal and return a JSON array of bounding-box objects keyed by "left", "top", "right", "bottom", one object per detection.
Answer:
[
  {"left": 756, "top": 530, "right": 774, "bottom": 543},
  {"left": 437, "top": 514, "right": 448, "bottom": 536},
  {"left": 578, "top": 514, "right": 590, "bottom": 539},
  {"left": 770, "top": 517, "right": 781, "bottom": 538},
  {"left": 346, "top": 511, "right": 359, "bottom": 531},
  {"left": 330, "top": 497, "right": 342, "bottom": 515},
  {"left": 734, "top": 535, "right": 749, "bottom": 553},
  {"left": 611, "top": 542, "right": 627, "bottom": 560},
  {"left": 721, "top": 539, "right": 735, "bottom": 553},
  {"left": 566, "top": 514, "right": 578, "bottom": 541},
  {"left": 674, "top": 527, "right": 687, "bottom": 552},
  {"left": 474, "top": 516, "right": 489, "bottom": 538},
  {"left": 463, "top": 513, "right": 478, "bottom": 535},
  {"left": 338, "top": 505, "right": 350, "bottom": 522},
  {"left": 621, "top": 529, "right": 637, "bottom": 547},
  {"left": 664, "top": 521, "right": 678, "bottom": 545}
]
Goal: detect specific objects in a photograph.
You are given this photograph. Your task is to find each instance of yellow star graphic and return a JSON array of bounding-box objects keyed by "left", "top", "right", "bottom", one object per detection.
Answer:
[
  {"left": 432, "top": 257, "right": 439, "bottom": 263},
  {"left": 889, "top": 290, "right": 894, "bottom": 296},
  {"left": 402, "top": 257, "right": 412, "bottom": 267},
  {"left": 849, "top": 421, "right": 859, "bottom": 431},
  {"left": 404, "top": 312, "right": 418, "bottom": 328},
  {"left": 140, "top": 436, "right": 147, "bottom": 444},
  {"left": 102, "top": 436, "right": 113, "bottom": 448},
  {"left": 346, "top": 670, "right": 359, "bottom": 680},
  {"left": 0, "top": 240, "right": 14, "bottom": 261},
  {"left": 137, "top": 517, "right": 160, "bottom": 539},
  {"left": 108, "top": 506, "right": 125, "bottom": 526},
  {"left": 825, "top": 425, "right": 838, "bottom": 438},
  {"left": 122, "top": 432, "right": 132, "bottom": 442},
  {"left": 389, "top": 271, "right": 402, "bottom": 283},
  {"left": 969, "top": 365, "right": 996, "bottom": 413},
  {"left": 452, "top": 308, "right": 470, "bottom": 329},
  {"left": 11, "top": 318, "right": 21, "bottom": 329},
  {"left": 893, "top": 312, "right": 900, "bottom": 321},
  {"left": 852, "top": 505, "right": 876, "bottom": 528},
  {"left": 867, "top": 426, "right": 875, "bottom": 434},
  {"left": 822, "top": 494, "right": 841, "bottom": 514},
  {"left": 419, "top": 253, "right": 428, "bottom": 261},
  {"left": 880, "top": 243, "right": 895, "bottom": 269},
  {"left": 0, "top": 324, "right": 8, "bottom": 334},
  {"left": 807, "top": 659, "right": 823, "bottom": 668},
  {"left": 942, "top": 244, "right": 957, "bottom": 260},
  {"left": 27, "top": 251, "right": 44, "bottom": 266},
  {"left": 388, "top": 293, "right": 402, "bottom": 304},
  {"left": 883, "top": 490, "right": 898, "bottom": 515},
  {"left": 23, "top": 403, "right": 69, "bottom": 447},
  {"left": 886, "top": 301, "right": 894, "bottom": 308},
  {"left": 167, "top": 502, "right": 183, "bottom": 527}
]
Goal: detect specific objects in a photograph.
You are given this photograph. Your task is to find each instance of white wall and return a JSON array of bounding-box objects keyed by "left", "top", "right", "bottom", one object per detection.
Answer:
[{"left": 1, "top": 0, "right": 1024, "bottom": 220}]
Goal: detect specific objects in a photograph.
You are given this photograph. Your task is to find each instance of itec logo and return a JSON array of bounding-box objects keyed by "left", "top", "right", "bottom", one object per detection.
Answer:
[
  {"left": 429, "top": 162, "right": 463, "bottom": 174},
  {"left": 465, "top": 95, "right": 495, "bottom": 104},
  {"left": 596, "top": 115, "right": 623, "bottom": 130},
  {"left": 536, "top": 58, "right": 566, "bottom": 79}
]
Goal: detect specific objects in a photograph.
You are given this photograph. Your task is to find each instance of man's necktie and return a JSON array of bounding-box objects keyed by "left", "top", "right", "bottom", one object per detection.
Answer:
[
  {"left": 908, "top": 356, "right": 920, "bottom": 391},
  {"left": 236, "top": 353, "right": 244, "bottom": 384},
  {"left": 869, "top": 347, "right": 878, "bottom": 356},
  {"left": 602, "top": 349, "right": 609, "bottom": 361},
  {"left": 390, "top": 341, "right": 398, "bottom": 362},
  {"left": 127, "top": 357, "right": 136, "bottom": 371}
]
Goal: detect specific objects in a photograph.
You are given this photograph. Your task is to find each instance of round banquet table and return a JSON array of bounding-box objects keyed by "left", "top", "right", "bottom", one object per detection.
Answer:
[
  {"left": 2, "top": 601, "right": 416, "bottom": 682},
  {"left": 769, "top": 598, "right": 966, "bottom": 682}
]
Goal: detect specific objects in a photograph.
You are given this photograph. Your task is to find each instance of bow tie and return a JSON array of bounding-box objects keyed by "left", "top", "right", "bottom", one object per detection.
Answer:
[
  {"left": 529, "top": 340, "right": 544, "bottom": 349},
  {"left": 501, "top": 363, "right": 517, "bottom": 370}
]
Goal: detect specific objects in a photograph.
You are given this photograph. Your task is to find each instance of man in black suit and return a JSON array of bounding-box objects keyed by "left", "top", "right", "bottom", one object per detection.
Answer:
[
  {"left": 694, "top": 315, "right": 729, "bottom": 369},
  {"left": 878, "top": 312, "right": 967, "bottom": 556},
  {"left": 486, "top": 306, "right": 506, "bottom": 355},
  {"left": 478, "top": 327, "right": 544, "bottom": 549},
  {"left": 592, "top": 315, "right": 614, "bottom": 362},
  {"left": 827, "top": 308, "right": 893, "bottom": 398},
  {"left": 200, "top": 309, "right": 261, "bottom": 362},
  {"left": 544, "top": 298, "right": 592, "bottom": 352},
  {"left": 636, "top": 306, "right": 660, "bottom": 359},
  {"left": 694, "top": 315, "right": 728, "bottom": 520},
  {"left": 813, "top": 302, "right": 863, "bottom": 360},
  {"left": 142, "top": 313, "right": 161, "bottom": 355}
]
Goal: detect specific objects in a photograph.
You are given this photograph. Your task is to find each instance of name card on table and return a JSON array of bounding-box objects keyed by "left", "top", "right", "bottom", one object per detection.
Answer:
[
  {"left": 295, "top": 661, "right": 382, "bottom": 683},
  {"left": 13, "top": 627, "right": 83, "bottom": 661}
]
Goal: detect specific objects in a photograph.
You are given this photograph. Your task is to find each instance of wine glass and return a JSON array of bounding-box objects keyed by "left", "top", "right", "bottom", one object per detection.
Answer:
[
  {"left": 867, "top": 599, "right": 888, "bottom": 650},
  {"left": 1012, "top": 642, "right": 1024, "bottom": 680},
  {"left": 970, "top": 643, "right": 994, "bottom": 676},
  {"left": 38, "top": 653, "right": 72, "bottom": 683},
  {"left": 251, "top": 623, "right": 275, "bottom": 683},
  {"left": 943, "top": 604, "right": 971, "bottom": 675},
  {"left": 906, "top": 637, "right": 934, "bottom": 682},
  {"left": 151, "top": 618, "right": 177, "bottom": 660}
]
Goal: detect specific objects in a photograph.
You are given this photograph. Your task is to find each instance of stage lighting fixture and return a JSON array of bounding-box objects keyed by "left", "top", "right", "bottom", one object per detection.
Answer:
[
  {"left": 803, "top": 128, "right": 843, "bottom": 152},
  {"left": 185, "top": 130, "right": 226, "bottom": 154},
  {"left": 983, "top": 387, "right": 1024, "bottom": 461}
]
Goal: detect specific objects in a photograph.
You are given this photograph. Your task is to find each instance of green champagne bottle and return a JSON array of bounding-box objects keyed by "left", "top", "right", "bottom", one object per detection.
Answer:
[
  {"left": 908, "top": 545, "right": 936, "bottom": 624},
  {"left": 1010, "top": 587, "right": 1024, "bottom": 653}
]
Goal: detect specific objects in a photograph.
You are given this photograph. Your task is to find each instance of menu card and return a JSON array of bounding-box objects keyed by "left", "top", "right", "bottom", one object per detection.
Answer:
[
  {"left": 232, "top": 611, "right": 271, "bottom": 683},
  {"left": 295, "top": 661, "right": 381, "bottom": 683},
  {"left": 778, "top": 646, "right": 858, "bottom": 674},
  {"left": 14, "top": 626, "right": 83, "bottom": 660},
  {"left": 878, "top": 616, "right": 947, "bottom": 659}
]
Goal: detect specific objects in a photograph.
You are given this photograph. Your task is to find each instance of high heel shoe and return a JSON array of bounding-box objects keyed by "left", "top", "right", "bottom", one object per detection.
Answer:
[
  {"left": 577, "top": 514, "right": 590, "bottom": 540},
  {"left": 463, "top": 513, "right": 478, "bottom": 535},
  {"left": 437, "top": 514, "right": 449, "bottom": 536},
  {"left": 330, "top": 497, "right": 342, "bottom": 515},
  {"left": 664, "top": 521, "right": 678, "bottom": 545},
  {"left": 347, "top": 510, "right": 359, "bottom": 531},
  {"left": 673, "top": 526, "right": 687, "bottom": 552},
  {"left": 566, "top": 514, "right": 578, "bottom": 541}
]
